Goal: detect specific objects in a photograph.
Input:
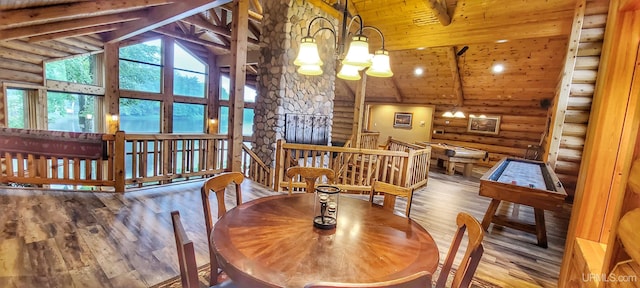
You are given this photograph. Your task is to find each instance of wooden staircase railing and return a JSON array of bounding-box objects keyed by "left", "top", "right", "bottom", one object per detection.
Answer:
[{"left": 241, "top": 143, "right": 272, "bottom": 187}]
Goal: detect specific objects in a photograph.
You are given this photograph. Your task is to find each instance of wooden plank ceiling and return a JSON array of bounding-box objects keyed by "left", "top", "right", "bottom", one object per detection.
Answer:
[{"left": 0, "top": 0, "right": 578, "bottom": 104}]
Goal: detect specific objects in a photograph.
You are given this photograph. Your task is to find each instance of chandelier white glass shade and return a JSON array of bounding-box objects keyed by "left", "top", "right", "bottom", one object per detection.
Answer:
[
  {"left": 342, "top": 35, "right": 372, "bottom": 68},
  {"left": 337, "top": 64, "right": 361, "bottom": 80},
  {"left": 294, "top": 9, "right": 393, "bottom": 80},
  {"left": 366, "top": 49, "right": 393, "bottom": 77},
  {"left": 294, "top": 37, "right": 323, "bottom": 66}
]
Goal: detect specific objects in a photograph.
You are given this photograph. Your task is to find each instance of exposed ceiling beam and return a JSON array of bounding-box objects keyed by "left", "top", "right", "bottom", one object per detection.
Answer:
[
  {"left": 28, "top": 23, "right": 122, "bottom": 42},
  {"left": 306, "top": 0, "right": 342, "bottom": 20},
  {"left": 153, "top": 26, "right": 229, "bottom": 50},
  {"left": 426, "top": 0, "right": 451, "bottom": 26},
  {"left": 216, "top": 50, "right": 260, "bottom": 66},
  {"left": 447, "top": 46, "right": 464, "bottom": 106},
  {"left": 181, "top": 15, "right": 259, "bottom": 46},
  {"left": 182, "top": 15, "right": 232, "bottom": 38},
  {"left": 105, "top": 0, "right": 232, "bottom": 43},
  {"left": 221, "top": 3, "right": 263, "bottom": 22},
  {"left": 0, "top": 0, "right": 171, "bottom": 30},
  {"left": 389, "top": 77, "right": 403, "bottom": 102},
  {"left": 250, "top": 0, "right": 263, "bottom": 14},
  {"left": 0, "top": 12, "right": 141, "bottom": 41}
]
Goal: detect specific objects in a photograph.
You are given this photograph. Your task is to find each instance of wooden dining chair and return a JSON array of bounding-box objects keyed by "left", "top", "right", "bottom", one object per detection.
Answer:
[
  {"left": 304, "top": 271, "right": 431, "bottom": 288},
  {"left": 369, "top": 180, "right": 414, "bottom": 217},
  {"left": 201, "top": 172, "right": 244, "bottom": 286},
  {"left": 435, "top": 212, "right": 485, "bottom": 288},
  {"left": 170, "top": 211, "right": 235, "bottom": 288},
  {"left": 286, "top": 167, "right": 335, "bottom": 195}
]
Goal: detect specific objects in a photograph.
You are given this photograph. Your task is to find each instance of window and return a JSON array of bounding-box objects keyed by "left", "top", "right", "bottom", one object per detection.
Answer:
[
  {"left": 119, "top": 39, "right": 162, "bottom": 93},
  {"left": 219, "top": 75, "right": 256, "bottom": 102},
  {"left": 45, "top": 54, "right": 98, "bottom": 85},
  {"left": 173, "top": 43, "right": 206, "bottom": 98},
  {"left": 243, "top": 108, "right": 254, "bottom": 136},
  {"left": 218, "top": 75, "right": 257, "bottom": 139},
  {"left": 119, "top": 98, "right": 161, "bottom": 133},
  {"left": 173, "top": 103, "right": 205, "bottom": 133},
  {"left": 47, "top": 92, "right": 97, "bottom": 132},
  {"left": 6, "top": 88, "right": 28, "bottom": 128},
  {"left": 219, "top": 106, "right": 229, "bottom": 134}
]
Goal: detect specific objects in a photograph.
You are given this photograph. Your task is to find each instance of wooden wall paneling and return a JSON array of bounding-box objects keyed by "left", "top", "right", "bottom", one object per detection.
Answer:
[
  {"left": 545, "top": 0, "right": 586, "bottom": 169},
  {"left": 229, "top": 0, "right": 248, "bottom": 172}
]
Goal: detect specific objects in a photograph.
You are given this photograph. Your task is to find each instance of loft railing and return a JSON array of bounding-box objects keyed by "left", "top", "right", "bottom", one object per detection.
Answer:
[
  {"left": 273, "top": 138, "right": 430, "bottom": 193},
  {"left": 1, "top": 130, "right": 229, "bottom": 192}
]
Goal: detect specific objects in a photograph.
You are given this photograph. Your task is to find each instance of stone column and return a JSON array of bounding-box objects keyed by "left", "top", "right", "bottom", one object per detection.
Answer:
[{"left": 255, "top": 0, "right": 337, "bottom": 167}]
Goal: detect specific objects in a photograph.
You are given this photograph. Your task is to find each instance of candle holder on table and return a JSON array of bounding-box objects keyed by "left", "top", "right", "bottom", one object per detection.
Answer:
[{"left": 313, "top": 185, "right": 340, "bottom": 230}]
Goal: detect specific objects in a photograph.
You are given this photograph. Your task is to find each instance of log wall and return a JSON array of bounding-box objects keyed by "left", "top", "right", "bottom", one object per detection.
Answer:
[
  {"left": 431, "top": 104, "right": 548, "bottom": 167},
  {"left": 0, "top": 36, "right": 104, "bottom": 127},
  {"left": 554, "top": 0, "right": 609, "bottom": 196},
  {"left": 332, "top": 99, "right": 355, "bottom": 144}
]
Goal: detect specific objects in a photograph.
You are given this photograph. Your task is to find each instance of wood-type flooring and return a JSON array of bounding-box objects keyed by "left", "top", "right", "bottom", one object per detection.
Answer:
[{"left": 0, "top": 169, "right": 571, "bottom": 287}]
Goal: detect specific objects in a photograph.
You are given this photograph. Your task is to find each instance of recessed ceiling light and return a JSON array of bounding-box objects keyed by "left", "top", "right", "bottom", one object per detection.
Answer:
[
  {"left": 417, "top": 47, "right": 426, "bottom": 50},
  {"left": 414, "top": 67, "right": 424, "bottom": 76},
  {"left": 492, "top": 64, "right": 504, "bottom": 73},
  {"left": 496, "top": 39, "right": 508, "bottom": 43}
]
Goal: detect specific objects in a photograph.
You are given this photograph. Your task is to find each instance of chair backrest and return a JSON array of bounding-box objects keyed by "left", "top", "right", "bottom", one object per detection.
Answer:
[
  {"left": 369, "top": 180, "right": 414, "bottom": 217},
  {"left": 435, "top": 212, "right": 485, "bottom": 288},
  {"left": 171, "top": 211, "right": 199, "bottom": 288},
  {"left": 286, "top": 167, "right": 335, "bottom": 195},
  {"left": 201, "top": 171, "right": 243, "bottom": 286},
  {"left": 304, "top": 271, "right": 431, "bottom": 288}
]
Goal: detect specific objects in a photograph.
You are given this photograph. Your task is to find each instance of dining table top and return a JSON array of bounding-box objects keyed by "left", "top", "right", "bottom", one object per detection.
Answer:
[{"left": 211, "top": 193, "right": 440, "bottom": 287}]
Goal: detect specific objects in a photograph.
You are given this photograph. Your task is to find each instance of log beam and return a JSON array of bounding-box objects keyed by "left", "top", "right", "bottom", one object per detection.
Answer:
[
  {"left": 104, "top": 0, "right": 232, "bottom": 43},
  {"left": 426, "top": 0, "right": 452, "bottom": 26},
  {"left": 229, "top": 0, "right": 249, "bottom": 172},
  {"left": 0, "top": 0, "right": 171, "bottom": 30},
  {"left": 352, "top": 74, "right": 367, "bottom": 148},
  {"left": 447, "top": 46, "right": 464, "bottom": 106}
]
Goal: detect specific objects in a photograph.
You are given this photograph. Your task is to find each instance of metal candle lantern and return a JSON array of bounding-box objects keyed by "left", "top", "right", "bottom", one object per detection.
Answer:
[{"left": 314, "top": 185, "right": 340, "bottom": 229}]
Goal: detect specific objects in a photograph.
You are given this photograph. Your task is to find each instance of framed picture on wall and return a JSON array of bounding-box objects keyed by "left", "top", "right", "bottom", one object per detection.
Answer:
[
  {"left": 467, "top": 115, "right": 501, "bottom": 135},
  {"left": 393, "top": 112, "right": 413, "bottom": 128}
]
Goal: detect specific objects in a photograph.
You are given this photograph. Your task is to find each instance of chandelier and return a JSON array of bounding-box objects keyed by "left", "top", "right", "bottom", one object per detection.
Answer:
[{"left": 293, "top": 1, "right": 393, "bottom": 80}]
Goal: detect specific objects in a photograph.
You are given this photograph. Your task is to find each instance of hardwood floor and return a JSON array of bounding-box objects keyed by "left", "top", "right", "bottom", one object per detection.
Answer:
[{"left": 0, "top": 168, "right": 571, "bottom": 288}]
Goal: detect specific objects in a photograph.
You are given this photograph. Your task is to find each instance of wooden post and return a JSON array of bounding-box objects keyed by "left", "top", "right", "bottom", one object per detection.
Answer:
[
  {"left": 352, "top": 73, "right": 367, "bottom": 148},
  {"left": 403, "top": 148, "right": 414, "bottom": 187},
  {"left": 163, "top": 37, "right": 174, "bottom": 133},
  {"left": 208, "top": 53, "right": 220, "bottom": 131},
  {"left": 114, "top": 131, "right": 125, "bottom": 192},
  {"left": 229, "top": 0, "right": 248, "bottom": 172},
  {"left": 274, "top": 139, "right": 285, "bottom": 192},
  {"left": 104, "top": 42, "right": 120, "bottom": 134}
]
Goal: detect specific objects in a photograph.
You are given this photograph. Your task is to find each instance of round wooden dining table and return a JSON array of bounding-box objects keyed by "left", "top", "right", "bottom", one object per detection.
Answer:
[{"left": 211, "top": 193, "right": 439, "bottom": 287}]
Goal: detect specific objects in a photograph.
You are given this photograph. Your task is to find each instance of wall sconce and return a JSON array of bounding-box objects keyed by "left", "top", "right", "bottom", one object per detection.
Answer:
[
  {"left": 442, "top": 110, "right": 466, "bottom": 118},
  {"left": 207, "top": 118, "right": 218, "bottom": 134},
  {"left": 110, "top": 114, "right": 119, "bottom": 122},
  {"left": 294, "top": 0, "right": 393, "bottom": 80}
]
